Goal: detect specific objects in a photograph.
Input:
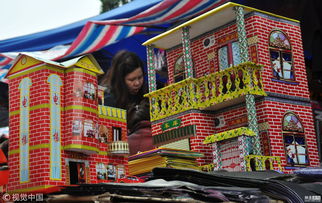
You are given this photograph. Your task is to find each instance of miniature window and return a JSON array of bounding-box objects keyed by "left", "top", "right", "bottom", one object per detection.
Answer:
[
  {"left": 84, "top": 82, "right": 96, "bottom": 100},
  {"left": 112, "top": 127, "right": 122, "bottom": 141},
  {"left": 83, "top": 120, "right": 97, "bottom": 138},
  {"left": 117, "top": 165, "right": 125, "bottom": 179},
  {"left": 218, "top": 41, "right": 241, "bottom": 70},
  {"left": 282, "top": 112, "right": 308, "bottom": 166},
  {"left": 98, "top": 125, "right": 109, "bottom": 143},
  {"left": 72, "top": 119, "right": 83, "bottom": 136},
  {"left": 269, "top": 30, "right": 294, "bottom": 81},
  {"left": 96, "top": 163, "right": 107, "bottom": 180},
  {"left": 107, "top": 164, "right": 116, "bottom": 180},
  {"left": 174, "top": 54, "right": 186, "bottom": 82}
]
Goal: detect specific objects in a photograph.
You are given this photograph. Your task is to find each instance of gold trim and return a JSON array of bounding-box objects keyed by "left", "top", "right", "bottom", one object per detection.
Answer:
[
  {"left": 9, "top": 110, "right": 20, "bottom": 117},
  {"left": 65, "top": 105, "right": 98, "bottom": 114},
  {"left": 10, "top": 104, "right": 98, "bottom": 116},
  {"left": 98, "top": 114, "right": 126, "bottom": 122},
  {"left": 10, "top": 143, "right": 111, "bottom": 156},
  {"left": 30, "top": 143, "right": 50, "bottom": 150},
  {"left": 8, "top": 148, "right": 19, "bottom": 155},
  {"left": 30, "top": 103, "right": 50, "bottom": 111},
  {"left": 63, "top": 144, "right": 100, "bottom": 153},
  {"left": 98, "top": 150, "right": 108, "bottom": 156},
  {"left": 204, "top": 127, "right": 256, "bottom": 144},
  {"left": 7, "top": 65, "right": 64, "bottom": 80},
  {"left": 10, "top": 103, "right": 52, "bottom": 116},
  {"left": 9, "top": 143, "right": 50, "bottom": 155}
]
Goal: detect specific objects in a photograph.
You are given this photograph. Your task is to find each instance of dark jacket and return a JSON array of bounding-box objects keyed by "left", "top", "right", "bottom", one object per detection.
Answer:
[
  {"left": 103, "top": 87, "right": 145, "bottom": 110},
  {"left": 103, "top": 87, "right": 153, "bottom": 155}
]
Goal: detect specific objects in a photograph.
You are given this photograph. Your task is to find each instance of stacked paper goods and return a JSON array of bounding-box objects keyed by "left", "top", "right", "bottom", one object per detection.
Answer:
[{"left": 128, "top": 148, "right": 203, "bottom": 176}]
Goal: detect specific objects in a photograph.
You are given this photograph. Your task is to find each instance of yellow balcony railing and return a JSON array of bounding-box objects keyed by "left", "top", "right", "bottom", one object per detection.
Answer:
[
  {"left": 145, "top": 62, "right": 266, "bottom": 121},
  {"left": 245, "top": 155, "right": 282, "bottom": 171},
  {"left": 108, "top": 141, "right": 129, "bottom": 155}
]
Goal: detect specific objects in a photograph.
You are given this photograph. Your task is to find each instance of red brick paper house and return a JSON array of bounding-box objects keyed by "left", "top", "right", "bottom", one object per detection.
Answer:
[
  {"left": 6, "top": 54, "right": 129, "bottom": 193},
  {"left": 4, "top": 1, "right": 321, "bottom": 194},
  {"left": 142, "top": 2, "right": 320, "bottom": 172}
]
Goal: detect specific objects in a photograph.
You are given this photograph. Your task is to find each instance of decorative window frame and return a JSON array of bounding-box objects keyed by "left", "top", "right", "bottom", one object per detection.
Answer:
[
  {"left": 112, "top": 126, "right": 122, "bottom": 141},
  {"left": 173, "top": 54, "right": 194, "bottom": 82},
  {"left": 174, "top": 54, "right": 186, "bottom": 82},
  {"left": 282, "top": 112, "right": 308, "bottom": 167},
  {"left": 269, "top": 30, "right": 296, "bottom": 82},
  {"left": 83, "top": 81, "right": 97, "bottom": 100},
  {"left": 217, "top": 40, "right": 241, "bottom": 71}
]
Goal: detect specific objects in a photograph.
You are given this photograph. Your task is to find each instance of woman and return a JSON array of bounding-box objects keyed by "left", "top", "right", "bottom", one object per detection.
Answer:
[
  {"left": 100, "top": 50, "right": 153, "bottom": 155},
  {"left": 100, "top": 50, "right": 147, "bottom": 110}
]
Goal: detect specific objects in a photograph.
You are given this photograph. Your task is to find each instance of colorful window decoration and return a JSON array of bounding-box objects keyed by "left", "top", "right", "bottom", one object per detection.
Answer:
[
  {"left": 269, "top": 30, "right": 294, "bottom": 81},
  {"left": 107, "top": 164, "right": 116, "bottom": 180},
  {"left": 269, "top": 30, "right": 291, "bottom": 49},
  {"left": 283, "top": 112, "right": 304, "bottom": 132},
  {"left": 218, "top": 41, "right": 241, "bottom": 70},
  {"left": 97, "top": 86, "right": 106, "bottom": 105},
  {"left": 174, "top": 54, "right": 186, "bottom": 82},
  {"left": 83, "top": 120, "right": 96, "bottom": 138},
  {"left": 83, "top": 82, "right": 96, "bottom": 100},
  {"left": 117, "top": 165, "right": 125, "bottom": 179},
  {"left": 282, "top": 112, "right": 308, "bottom": 166},
  {"left": 153, "top": 48, "right": 167, "bottom": 73},
  {"left": 74, "top": 82, "right": 83, "bottom": 98},
  {"left": 98, "top": 125, "right": 109, "bottom": 143},
  {"left": 72, "top": 119, "right": 83, "bottom": 136},
  {"left": 96, "top": 163, "right": 124, "bottom": 181},
  {"left": 96, "top": 163, "right": 107, "bottom": 180},
  {"left": 174, "top": 54, "right": 194, "bottom": 82}
]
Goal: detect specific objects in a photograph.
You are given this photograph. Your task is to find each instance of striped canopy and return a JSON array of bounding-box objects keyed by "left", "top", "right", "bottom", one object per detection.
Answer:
[{"left": 0, "top": 0, "right": 227, "bottom": 82}]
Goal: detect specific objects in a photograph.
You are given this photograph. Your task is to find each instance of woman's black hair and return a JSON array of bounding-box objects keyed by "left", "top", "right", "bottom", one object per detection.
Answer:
[{"left": 100, "top": 50, "right": 146, "bottom": 109}]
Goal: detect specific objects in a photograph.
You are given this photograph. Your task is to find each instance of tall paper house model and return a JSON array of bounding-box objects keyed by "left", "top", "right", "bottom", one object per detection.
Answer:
[
  {"left": 143, "top": 2, "right": 320, "bottom": 172},
  {"left": 6, "top": 54, "right": 129, "bottom": 193}
]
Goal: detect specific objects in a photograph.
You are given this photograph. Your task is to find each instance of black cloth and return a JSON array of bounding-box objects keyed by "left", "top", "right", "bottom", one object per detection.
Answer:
[
  {"left": 103, "top": 89, "right": 117, "bottom": 107},
  {"left": 0, "top": 82, "right": 8, "bottom": 128}
]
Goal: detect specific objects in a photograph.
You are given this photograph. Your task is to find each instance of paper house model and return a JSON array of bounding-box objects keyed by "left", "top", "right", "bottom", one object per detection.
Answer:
[
  {"left": 6, "top": 54, "right": 129, "bottom": 193},
  {"left": 143, "top": 2, "right": 320, "bottom": 172}
]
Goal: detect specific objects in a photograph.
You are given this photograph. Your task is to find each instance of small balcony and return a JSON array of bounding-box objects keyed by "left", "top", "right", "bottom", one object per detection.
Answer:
[
  {"left": 108, "top": 141, "right": 129, "bottom": 156},
  {"left": 145, "top": 62, "right": 266, "bottom": 121}
]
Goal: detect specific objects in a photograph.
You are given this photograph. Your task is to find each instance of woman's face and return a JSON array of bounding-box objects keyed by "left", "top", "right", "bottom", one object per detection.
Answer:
[{"left": 124, "top": 68, "right": 144, "bottom": 95}]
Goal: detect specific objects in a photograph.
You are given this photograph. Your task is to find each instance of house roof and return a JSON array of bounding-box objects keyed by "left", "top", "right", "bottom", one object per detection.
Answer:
[
  {"left": 6, "top": 54, "right": 103, "bottom": 79},
  {"left": 143, "top": 2, "right": 299, "bottom": 49}
]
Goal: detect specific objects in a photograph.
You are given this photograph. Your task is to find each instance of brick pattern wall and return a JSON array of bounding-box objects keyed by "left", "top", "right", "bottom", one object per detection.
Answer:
[
  {"left": 159, "top": 11, "right": 319, "bottom": 170},
  {"left": 62, "top": 69, "right": 128, "bottom": 184},
  {"left": 257, "top": 99, "right": 320, "bottom": 170},
  {"left": 167, "top": 14, "right": 310, "bottom": 99},
  {"left": 246, "top": 14, "right": 310, "bottom": 99},
  {"left": 99, "top": 117, "right": 127, "bottom": 143},
  {"left": 8, "top": 68, "right": 65, "bottom": 192},
  {"left": 63, "top": 70, "right": 99, "bottom": 149},
  {"left": 8, "top": 66, "right": 129, "bottom": 192},
  {"left": 151, "top": 106, "right": 248, "bottom": 165}
]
